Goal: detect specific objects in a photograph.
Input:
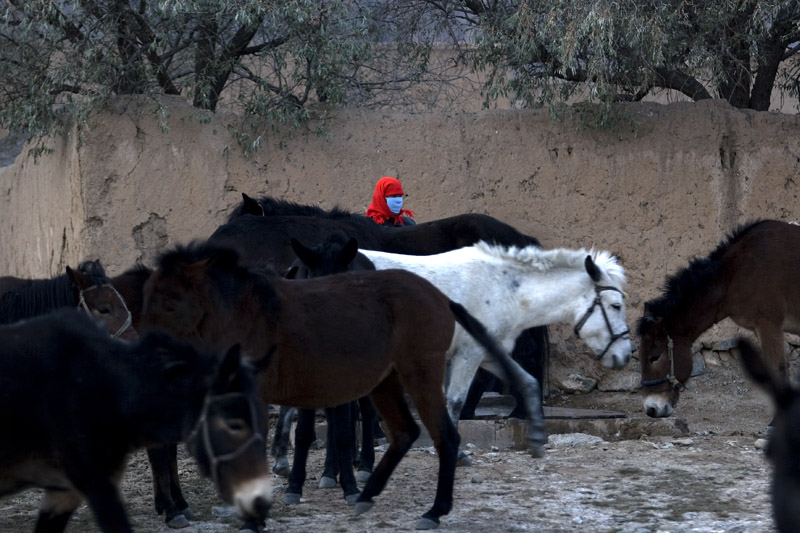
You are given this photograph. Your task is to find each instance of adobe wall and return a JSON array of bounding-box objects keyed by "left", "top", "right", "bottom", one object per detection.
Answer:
[{"left": 1, "top": 97, "right": 799, "bottom": 379}]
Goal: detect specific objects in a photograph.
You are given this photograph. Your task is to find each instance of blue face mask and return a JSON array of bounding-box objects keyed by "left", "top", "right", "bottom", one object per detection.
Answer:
[{"left": 386, "top": 197, "right": 403, "bottom": 214}]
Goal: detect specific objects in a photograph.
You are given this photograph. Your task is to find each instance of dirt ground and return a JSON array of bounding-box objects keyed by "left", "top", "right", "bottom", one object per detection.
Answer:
[{"left": 0, "top": 348, "right": 781, "bottom": 533}]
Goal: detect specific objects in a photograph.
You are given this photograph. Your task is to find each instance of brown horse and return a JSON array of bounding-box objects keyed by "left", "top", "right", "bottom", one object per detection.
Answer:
[
  {"left": 638, "top": 219, "right": 800, "bottom": 418},
  {"left": 141, "top": 241, "right": 543, "bottom": 530},
  {"left": 0, "top": 260, "right": 135, "bottom": 339}
]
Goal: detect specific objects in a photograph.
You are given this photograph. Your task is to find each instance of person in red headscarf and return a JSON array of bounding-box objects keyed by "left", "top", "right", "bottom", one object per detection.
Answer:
[{"left": 366, "top": 176, "right": 416, "bottom": 226}]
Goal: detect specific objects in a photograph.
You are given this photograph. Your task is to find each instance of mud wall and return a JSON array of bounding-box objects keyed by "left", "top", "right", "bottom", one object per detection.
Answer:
[{"left": 1, "top": 97, "right": 799, "bottom": 377}]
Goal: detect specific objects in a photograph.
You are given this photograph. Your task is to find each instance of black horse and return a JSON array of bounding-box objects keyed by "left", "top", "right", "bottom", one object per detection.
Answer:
[
  {"left": 0, "top": 260, "right": 135, "bottom": 339},
  {"left": 213, "top": 194, "right": 550, "bottom": 420},
  {"left": 737, "top": 337, "right": 800, "bottom": 533},
  {"left": 0, "top": 309, "right": 271, "bottom": 533}
]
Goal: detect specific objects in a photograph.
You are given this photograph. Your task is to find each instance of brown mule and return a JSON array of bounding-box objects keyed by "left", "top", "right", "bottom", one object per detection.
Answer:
[
  {"left": 638, "top": 219, "right": 800, "bottom": 418},
  {"left": 141, "top": 241, "right": 539, "bottom": 530}
]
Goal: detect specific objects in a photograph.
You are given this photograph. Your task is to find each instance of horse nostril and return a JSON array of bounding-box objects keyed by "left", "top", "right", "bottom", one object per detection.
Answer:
[{"left": 646, "top": 406, "right": 657, "bottom": 418}]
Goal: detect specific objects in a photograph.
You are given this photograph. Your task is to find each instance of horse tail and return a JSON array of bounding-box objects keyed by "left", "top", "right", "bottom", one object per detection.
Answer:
[
  {"left": 449, "top": 300, "right": 546, "bottom": 455},
  {"left": 448, "top": 300, "right": 517, "bottom": 384}
]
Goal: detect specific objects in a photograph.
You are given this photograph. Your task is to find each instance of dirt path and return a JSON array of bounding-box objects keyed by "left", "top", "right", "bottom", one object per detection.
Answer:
[{"left": 0, "top": 356, "right": 779, "bottom": 532}]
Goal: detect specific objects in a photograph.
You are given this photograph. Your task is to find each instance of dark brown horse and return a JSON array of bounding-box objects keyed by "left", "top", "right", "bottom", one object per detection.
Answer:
[
  {"left": 737, "top": 337, "right": 800, "bottom": 533},
  {"left": 0, "top": 260, "right": 135, "bottom": 339},
  {"left": 141, "top": 241, "right": 543, "bottom": 530},
  {"left": 0, "top": 309, "right": 270, "bottom": 533},
  {"left": 638, "top": 219, "right": 800, "bottom": 418}
]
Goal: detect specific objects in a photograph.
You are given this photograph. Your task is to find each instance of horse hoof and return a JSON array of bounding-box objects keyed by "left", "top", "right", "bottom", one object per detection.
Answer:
[
  {"left": 180, "top": 507, "right": 195, "bottom": 521},
  {"left": 318, "top": 476, "right": 337, "bottom": 489},
  {"left": 356, "top": 470, "right": 371, "bottom": 484},
  {"left": 456, "top": 452, "right": 473, "bottom": 467},
  {"left": 529, "top": 443, "right": 546, "bottom": 458},
  {"left": 415, "top": 517, "right": 440, "bottom": 530},
  {"left": 165, "top": 514, "right": 190, "bottom": 529},
  {"left": 345, "top": 492, "right": 360, "bottom": 505},
  {"left": 354, "top": 501, "right": 374, "bottom": 516},
  {"left": 272, "top": 458, "right": 290, "bottom": 478},
  {"left": 283, "top": 493, "right": 302, "bottom": 505}
]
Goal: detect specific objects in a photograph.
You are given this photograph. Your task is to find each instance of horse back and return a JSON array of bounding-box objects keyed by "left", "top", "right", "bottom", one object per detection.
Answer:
[
  {"left": 260, "top": 269, "right": 455, "bottom": 407},
  {"left": 722, "top": 220, "right": 800, "bottom": 322}
]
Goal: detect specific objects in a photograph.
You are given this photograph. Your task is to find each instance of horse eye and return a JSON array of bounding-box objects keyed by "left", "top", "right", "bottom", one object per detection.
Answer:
[
  {"left": 225, "top": 418, "right": 247, "bottom": 432},
  {"left": 649, "top": 354, "right": 661, "bottom": 363},
  {"left": 96, "top": 306, "right": 112, "bottom": 315},
  {"left": 611, "top": 304, "right": 622, "bottom": 311}
]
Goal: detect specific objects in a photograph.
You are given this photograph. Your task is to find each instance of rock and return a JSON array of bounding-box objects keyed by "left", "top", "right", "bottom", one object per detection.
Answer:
[
  {"left": 471, "top": 473, "right": 484, "bottom": 484},
  {"left": 598, "top": 371, "right": 641, "bottom": 392},
  {"left": 754, "top": 438, "right": 769, "bottom": 450},
  {"left": 559, "top": 373, "right": 597, "bottom": 393},
  {"left": 547, "top": 433, "right": 605, "bottom": 448}
]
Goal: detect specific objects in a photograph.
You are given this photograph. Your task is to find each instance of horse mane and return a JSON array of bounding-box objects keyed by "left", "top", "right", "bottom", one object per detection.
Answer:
[
  {"left": 226, "top": 195, "right": 365, "bottom": 223},
  {"left": 0, "top": 261, "right": 110, "bottom": 324},
  {"left": 474, "top": 242, "right": 626, "bottom": 285},
  {"left": 636, "top": 219, "right": 768, "bottom": 336},
  {"left": 156, "top": 241, "right": 282, "bottom": 309}
]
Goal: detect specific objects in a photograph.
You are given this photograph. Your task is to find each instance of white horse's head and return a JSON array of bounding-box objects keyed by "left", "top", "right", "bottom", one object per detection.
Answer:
[{"left": 571, "top": 252, "right": 632, "bottom": 369}]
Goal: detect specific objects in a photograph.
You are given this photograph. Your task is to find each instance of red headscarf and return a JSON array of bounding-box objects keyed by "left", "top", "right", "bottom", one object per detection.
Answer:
[{"left": 366, "top": 177, "right": 415, "bottom": 226}]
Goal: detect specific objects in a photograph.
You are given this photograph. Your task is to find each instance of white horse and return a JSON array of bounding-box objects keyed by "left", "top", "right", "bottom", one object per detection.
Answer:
[{"left": 359, "top": 241, "right": 632, "bottom": 428}]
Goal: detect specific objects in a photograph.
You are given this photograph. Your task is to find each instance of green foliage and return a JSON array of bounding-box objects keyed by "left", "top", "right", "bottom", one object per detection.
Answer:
[
  {"left": 468, "top": 0, "right": 800, "bottom": 122},
  {"left": 1, "top": 0, "right": 798, "bottom": 146}
]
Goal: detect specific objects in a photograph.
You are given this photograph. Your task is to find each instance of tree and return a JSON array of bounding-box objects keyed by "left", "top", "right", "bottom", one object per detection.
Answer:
[
  {"left": 1, "top": 1, "right": 798, "bottom": 151},
  {"left": 0, "top": 0, "right": 454, "bottom": 152},
  {"left": 443, "top": 0, "right": 800, "bottom": 113}
]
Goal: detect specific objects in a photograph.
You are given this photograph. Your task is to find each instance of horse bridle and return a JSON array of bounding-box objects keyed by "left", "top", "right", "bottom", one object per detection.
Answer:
[
  {"left": 573, "top": 284, "right": 630, "bottom": 360},
  {"left": 188, "top": 391, "right": 265, "bottom": 489},
  {"left": 640, "top": 335, "right": 685, "bottom": 390},
  {"left": 77, "top": 283, "right": 133, "bottom": 338}
]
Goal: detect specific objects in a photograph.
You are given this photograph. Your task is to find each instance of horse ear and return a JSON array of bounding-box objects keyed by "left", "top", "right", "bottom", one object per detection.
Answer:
[
  {"left": 338, "top": 238, "right": 360, "bottom": 269},
  {"left": 284, "top": 265, "right": 299, "bottom": 280},
  {"left": 291, "top": 238, "right": 320, "bottom": 268},
  {"left": 737, "top": 337, "right": 794, "bottom": 408},
  {"left": 213, "top": 344, "right": 244, "bottom": 392},
  {"left": 66, "top": 265, "right": 90, "bottom": 290},
  {"left": 242, "top": 193, "right": 264, "bottom": 216},
  {"left": 584, "top": 255, "right": 602, "bottom": 282}
]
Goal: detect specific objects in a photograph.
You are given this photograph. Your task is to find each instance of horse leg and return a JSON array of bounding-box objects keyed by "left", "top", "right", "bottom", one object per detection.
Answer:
[
  {"left": 355, "top": 396, "right": 376, "bottom": 483},
  {"left": 65, "top": 467, "right": 133, "bottom": 533},
  {"left": 459, "top": 368, "right": 498, "bottom": 420},
  {"left": 404, "top": 372, "right": 461, "bottom": 530},
  {"left": 167, "top": 443, "right": 193, "bottom": 519},
  {"left": 271, "top": 405, "right": 296, "bottom": 477},
  {"left": 326, "top": 403, "right": 360, "bottom": 504},
  {"left": 319, "top": 406, "right": 340, "bottom": 489},
  {"left": 445, "top": 349, "right": 492, "bottom": 466},
  {"left": 480, "top": 356, "right": 546, "bottom": 457},
  {"left": 507, "top": 328, "right": 548, "bottom": 420},
  {"left": 35, "top": 488, "right": 82, "bottom": 533},
  {"left": 755, "top": 320, "right": 789, "bottom": 428},
  {"left": 147, "top": 445, "right": 189, "bottom": 528},
  {"left": 284, "top": 408, "right": 316, "bottom": 504},
  {"left": 355, "top": 373, "right": 420, "bottom": 518}
]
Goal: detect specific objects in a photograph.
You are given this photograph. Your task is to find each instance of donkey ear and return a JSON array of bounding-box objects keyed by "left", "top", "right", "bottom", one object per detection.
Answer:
[
  {"left": 737, "top": 337, "right": 794, "bottom": 408},
  {"left": 284, "top": 265, "right": 299, "bottom": 280},
  {"left": 213, "top": 344, "right": 244, "bottom": 392},
  {"left": 338, "top": 238, "right": 360, "bottom": 269},
  {"left": 242, "top": 193, "right": 264, "bottom": 216},
  {"left": 66, "top": 265, "right": 90, "bottom": 290},
  {"left": 291, "top": 238, "right": 320, "bottom": 268},
  {"left": 585, "top": 255, "right": 602, "bottom": 282}
]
